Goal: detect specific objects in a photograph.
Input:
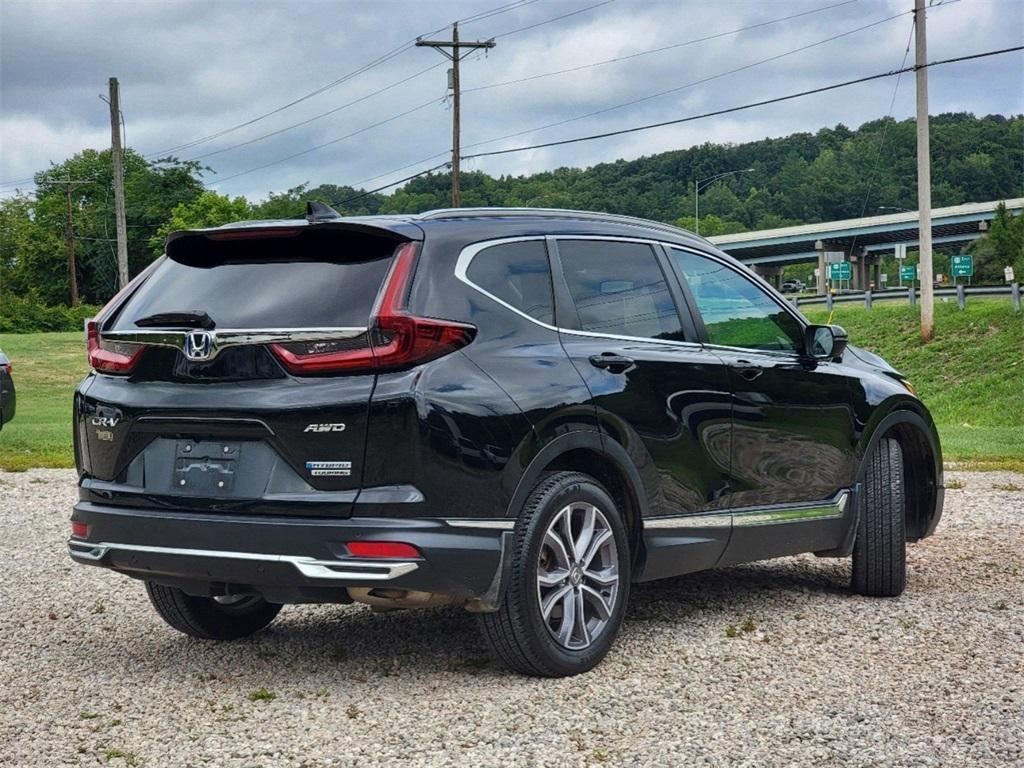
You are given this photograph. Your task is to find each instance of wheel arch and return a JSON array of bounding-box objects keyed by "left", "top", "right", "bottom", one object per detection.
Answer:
[
  {"left": 857, "top": 405, "right": 944, "bottom": 541},
  {"left": 506, "top": 431, "right": 649, "bottom": 578}
]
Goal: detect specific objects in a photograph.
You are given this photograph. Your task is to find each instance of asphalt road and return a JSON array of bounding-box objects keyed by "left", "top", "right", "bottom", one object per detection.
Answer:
[{"left": 2, "top": 469, "right": 1021, "bottom": 767}]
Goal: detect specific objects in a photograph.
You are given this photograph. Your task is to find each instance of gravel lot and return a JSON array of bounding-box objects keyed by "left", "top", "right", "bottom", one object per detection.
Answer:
[{"left": 1, "top": 469, "right": 1021, "bottom": 768}]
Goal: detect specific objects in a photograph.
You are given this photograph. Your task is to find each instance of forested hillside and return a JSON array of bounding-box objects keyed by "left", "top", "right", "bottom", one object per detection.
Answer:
[{"left": 1, "top": 112, "right": 1021, "bottom": 314}]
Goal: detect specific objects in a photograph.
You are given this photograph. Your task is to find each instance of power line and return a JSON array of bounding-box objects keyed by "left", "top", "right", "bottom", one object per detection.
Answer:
[
  {"left": 459, "top": 9, "right": 913, "bottom": 155},
  {"left": 329, "top": 161, "right": 452, "bottom": 208},
  {"left": 144, "top": 0, "right": 548, "bottom": 159},
  {"left": 188, "top": 61, "right": 447, "bottom": 161},
  {"left": 459, "top": 0, "right": 542, "bottom": 27},
  {"left": 169, "top": 0, "right": 614, "bottom": 166},
  {"left": 493, "top": 0, "right": 615, "bottom": 39},
  {"left": 196, "top": 4, "right": 891, "bottom": 190},
  {"left": 460, "top": 46, "right": 1024, "bottom": 161},
  {"left": 464, "top": 0, "right": 859, "bottom": 94},
  {"left": 843, "top": 15, "right": 917, "bottom": 266},
  {"left": 206, "top": 97, "right": 445, "bottom": 186}
]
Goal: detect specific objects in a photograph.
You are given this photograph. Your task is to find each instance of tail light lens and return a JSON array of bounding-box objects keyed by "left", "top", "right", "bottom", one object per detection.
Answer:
[
  {"left": 86, "top": 320, "right": 143, "bottom": 374},
  {"left": 71, "top": 521, "right": 89, "bottom": 538},
  {"left": 346, "top": 541, "right": 421, "bottom": 559},
  {"left": 271, "top": 242, "right": 476, "bottom": 374}
]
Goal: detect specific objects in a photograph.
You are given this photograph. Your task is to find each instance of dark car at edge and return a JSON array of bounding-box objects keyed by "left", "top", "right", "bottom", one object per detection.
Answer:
[
  {"left": 68, "top": 204, "right": 944, "bottom": 677},
  {"left": 0, "top": 349, "right": 15, "bottom": 430}
]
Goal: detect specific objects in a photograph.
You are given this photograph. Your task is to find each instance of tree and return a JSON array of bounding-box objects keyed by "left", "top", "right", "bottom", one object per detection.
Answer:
[
  {"left": 969, "top": 202, "right": 1024, "bottom": 282},
  {"left": 149, "top": 191, "right": 253, "bottom": 255}
]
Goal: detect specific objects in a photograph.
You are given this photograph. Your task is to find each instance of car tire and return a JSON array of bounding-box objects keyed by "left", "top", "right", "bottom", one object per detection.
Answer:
[
  {"left": 145, "top": 582, "right": 282, "bottom": 640},
  {"left": 851, "top": 437, "right": 906, "bottom": 597},
  {"left": 478, "top": 471, "right": 630, "bottom": 677}
]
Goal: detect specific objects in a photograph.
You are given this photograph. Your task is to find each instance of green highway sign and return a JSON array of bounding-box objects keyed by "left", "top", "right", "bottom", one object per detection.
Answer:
[
  {"left": 951, "top": 254, "right": 973, "bottom": 277},
  {"left": 899, "top": 265, "right": 916, "bottom": 282},
  {"left": 828, "top": 262, "right": 851, "bottom": 280}
]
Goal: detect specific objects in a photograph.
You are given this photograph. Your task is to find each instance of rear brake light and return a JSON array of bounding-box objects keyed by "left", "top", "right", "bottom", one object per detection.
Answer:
[
  {"left": 346, "top": 541, "right": 421, "bottom": 559},
  {"left": 86, "top": 320, "right": 143, "bottom": 374},
  {"left": 71, "top": 521, "right": 89, "bottom": 538},
  {"left": 271, "top": 242, "right": 476, "bottom": 374}
]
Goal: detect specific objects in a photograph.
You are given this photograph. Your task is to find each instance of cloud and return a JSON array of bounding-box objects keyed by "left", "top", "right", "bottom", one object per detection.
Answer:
[{"left": 2, "top": 0, "right": 1021, "bottom": 201}]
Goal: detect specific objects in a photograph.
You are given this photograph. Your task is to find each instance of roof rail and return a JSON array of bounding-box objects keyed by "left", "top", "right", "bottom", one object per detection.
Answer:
[{"left": 417, "top": 207, "right": 697, "bottom": 239}]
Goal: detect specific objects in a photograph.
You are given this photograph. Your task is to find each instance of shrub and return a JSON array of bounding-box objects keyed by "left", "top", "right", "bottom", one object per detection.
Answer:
[{"left": 0, "top": 292, "right": 102, "bottom": 333}]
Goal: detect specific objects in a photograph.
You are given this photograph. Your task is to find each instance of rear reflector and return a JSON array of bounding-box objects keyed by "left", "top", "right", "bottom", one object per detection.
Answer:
[
  {"left": 346, "top": 541, "right": 421, "bottom": 559},
  {"left": 71, "top": 521, "right": 89, "bottom": 538},
  {"left": 271, "top": 241, "right": 476, "bottom": 374},
  {"left": 86, "top": 320, "right": 143, "bottom": 375}
]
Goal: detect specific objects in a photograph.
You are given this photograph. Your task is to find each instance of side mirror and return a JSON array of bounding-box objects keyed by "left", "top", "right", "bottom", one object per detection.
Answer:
[{"left": 804, "top": 324, "right": 848, "bottom": 361}]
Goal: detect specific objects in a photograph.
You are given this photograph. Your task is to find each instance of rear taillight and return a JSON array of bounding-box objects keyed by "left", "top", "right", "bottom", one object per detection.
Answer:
[
  {"left": 71, "top": 521, "right": 89, "bottom": 538},
  {"left": 271, "top": 242, "right": 476, "bottom": 374},
  {"left": 0, "top": 362, "right": 10, "bottom": 374},
  {"left": 86, "top": 320, "right": 143, "bottom": 375},
  {"left": 346, "top": 541, "right": 421, "bottom": 559}
]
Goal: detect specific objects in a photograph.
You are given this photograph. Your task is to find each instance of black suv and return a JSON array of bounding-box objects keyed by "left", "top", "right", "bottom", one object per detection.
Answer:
[{"left": 70, "top": 204, "right": 943, "bottom": 677}]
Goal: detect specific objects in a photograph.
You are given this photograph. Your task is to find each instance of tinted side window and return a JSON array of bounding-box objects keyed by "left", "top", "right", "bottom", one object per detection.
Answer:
[
  {"left": 669, "top": 248, "right": 803, "bottom": 352},
  {"left": 466, "top": 240, "right": 554, "bottom": 324},
  {"left": 557, "top": 240, "right": 684, "bottom": 341}
]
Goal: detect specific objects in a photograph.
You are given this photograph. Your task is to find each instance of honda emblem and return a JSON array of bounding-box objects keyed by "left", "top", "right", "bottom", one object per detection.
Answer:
[{"left": 184, "top": 331, "right": 213, "bottom": 361}]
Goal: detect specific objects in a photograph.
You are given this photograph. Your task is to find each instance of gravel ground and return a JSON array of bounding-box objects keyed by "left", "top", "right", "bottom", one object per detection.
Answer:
[{"left": 1, "top": 469, "right": 1021, "bottom": 768}]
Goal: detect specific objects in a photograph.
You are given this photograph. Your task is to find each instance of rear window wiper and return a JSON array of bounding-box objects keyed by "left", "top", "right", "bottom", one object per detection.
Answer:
[{"left": 134, "top": 310, "right": 215, "bottom": 329}]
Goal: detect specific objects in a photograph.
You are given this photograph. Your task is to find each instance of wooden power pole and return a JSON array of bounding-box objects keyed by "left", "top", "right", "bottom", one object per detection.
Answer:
[
  {"left": 416, "top": 23, "right": 495, "bottom": 207},
  {"left": 108, "top": 77, "right": 130, "bottom": 289},
  {"left": 914, "top": 0, "right": 934, "bottom": 341},
  {"left": 51, "top": 174, "right": 92, "bottom": 306}
]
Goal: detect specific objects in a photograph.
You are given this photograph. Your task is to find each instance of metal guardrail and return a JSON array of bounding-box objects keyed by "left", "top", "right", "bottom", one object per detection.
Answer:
[{"left": 792, "top": 283, "right": 1021, "bottom": 311}]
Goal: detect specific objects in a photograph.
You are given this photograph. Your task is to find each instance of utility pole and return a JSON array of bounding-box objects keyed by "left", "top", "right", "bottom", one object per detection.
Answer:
[
  {"left": 914, "top": 0, "right": 934, "bottom": 341},
  {"left": 48, "top": 174, "right": 92, "bottom": 306},
  {"left": 108, "top": 77, "right": 130, "bottom": 288},
  {"left": 416, "top": 23, "right": 495, "bottom": 207}
]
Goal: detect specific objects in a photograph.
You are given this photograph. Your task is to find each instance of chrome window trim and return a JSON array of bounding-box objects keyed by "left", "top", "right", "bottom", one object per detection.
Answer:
[
  {"left": 67, "top": 540, "right": 418, "bottom": 580},
  {"left": 100, "top": 327, "right": 368, "bottom": 362},
  {"left": 454, "top": 236, "right": 558, "bottom": 330},
  {"left": 454, "top": 235, "right": 704, "bottom": 350}
]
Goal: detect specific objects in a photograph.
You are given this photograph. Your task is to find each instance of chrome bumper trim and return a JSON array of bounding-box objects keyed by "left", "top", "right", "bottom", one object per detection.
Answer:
[
  {"left": 442, "top": 518, "right": 516, "bottom": 530},
  {"left": 67, "top": 540, "right": 418, "bottom": 581}
]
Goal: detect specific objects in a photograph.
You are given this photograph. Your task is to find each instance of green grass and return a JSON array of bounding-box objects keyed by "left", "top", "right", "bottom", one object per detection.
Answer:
[
  {"left": 0, "top": 332, "right": 88, "bottom": 471},
  {"left": 803, "top": 298, "right": 1023, "bottom": 470},
  {"left": 1, "top": 300, "right": 1021, "bottom": 471}
]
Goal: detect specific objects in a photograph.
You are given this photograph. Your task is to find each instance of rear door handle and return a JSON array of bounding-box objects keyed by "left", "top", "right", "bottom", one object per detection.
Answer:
[
  {"left": 589, "top": 353, "right": 635, "bottom": 374},
  {"left": 729, "top": 360, "right": 764, "bottom": 381}
]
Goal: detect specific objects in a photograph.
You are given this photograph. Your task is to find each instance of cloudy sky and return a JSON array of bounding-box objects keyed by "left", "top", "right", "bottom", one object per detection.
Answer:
[{"left": 1, "top": 0, "right": 1021, "bottom": 202}]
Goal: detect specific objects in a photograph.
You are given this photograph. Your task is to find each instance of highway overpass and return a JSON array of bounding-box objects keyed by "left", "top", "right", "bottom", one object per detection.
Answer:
[{"left": 708, "top": 198, "right": 1023, "bottom": 292}]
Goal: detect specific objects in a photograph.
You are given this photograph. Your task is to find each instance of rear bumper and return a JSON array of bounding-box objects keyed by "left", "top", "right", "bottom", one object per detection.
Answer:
[{"left": 69, "top": 501, "right": 513, "bottom": 605}]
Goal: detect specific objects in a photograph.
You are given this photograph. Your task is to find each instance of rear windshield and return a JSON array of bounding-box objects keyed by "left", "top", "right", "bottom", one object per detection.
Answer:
[{"left": 110, "top": 229, "right": 398, "bottom": 330}]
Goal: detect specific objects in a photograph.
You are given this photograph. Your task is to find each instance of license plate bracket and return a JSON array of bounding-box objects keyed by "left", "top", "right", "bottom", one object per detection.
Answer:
[{"left": 173, "top": 440, "right": 239, "bottom": 494}]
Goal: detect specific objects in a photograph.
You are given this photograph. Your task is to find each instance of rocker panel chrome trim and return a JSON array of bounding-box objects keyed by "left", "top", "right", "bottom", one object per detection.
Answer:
[{"left": 732, "top": 491, "right": 849, "bottom": 527}]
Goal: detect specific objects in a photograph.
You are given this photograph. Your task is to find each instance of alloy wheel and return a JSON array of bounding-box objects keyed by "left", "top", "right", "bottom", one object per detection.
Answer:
[{"left": 536, "top": 502, "right": 620, "bottom": 650}]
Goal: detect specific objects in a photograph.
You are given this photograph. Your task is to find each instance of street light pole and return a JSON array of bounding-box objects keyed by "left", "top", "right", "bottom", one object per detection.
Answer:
[{"left": 694, "top": 168, "right": 754, "bottom": 235}]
